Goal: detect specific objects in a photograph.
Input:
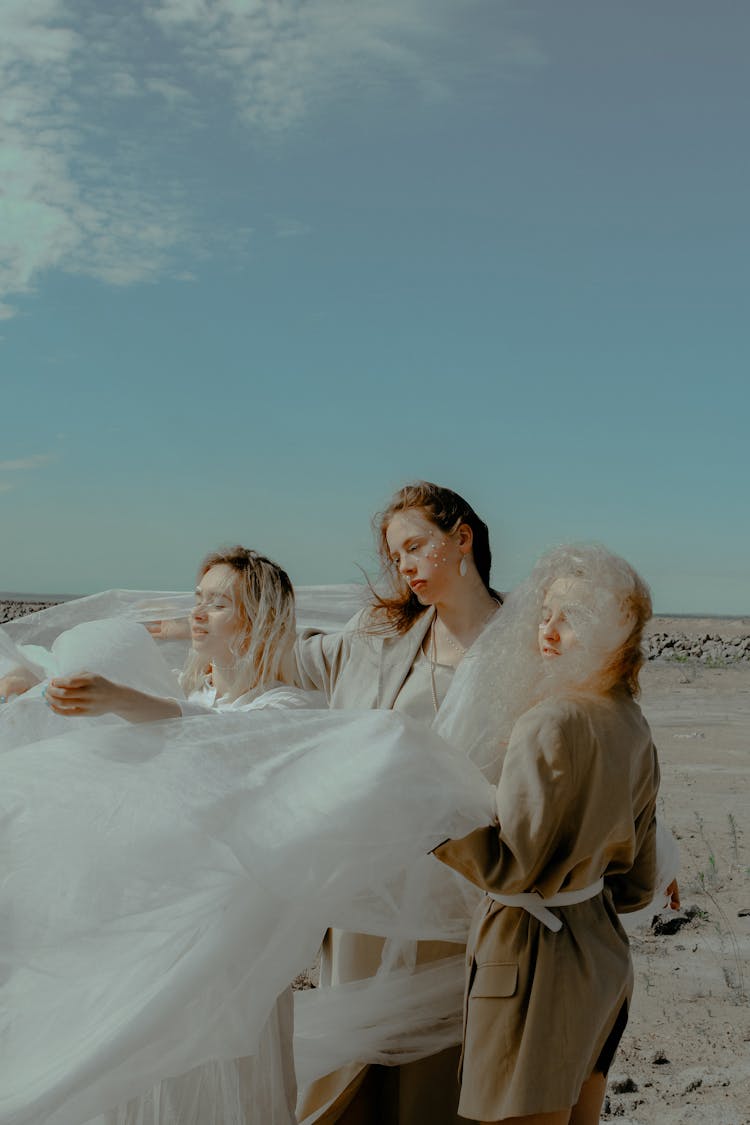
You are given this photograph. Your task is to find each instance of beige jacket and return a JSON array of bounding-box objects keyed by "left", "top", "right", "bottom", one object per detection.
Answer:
[
  {"left": 294, "top": 606, "right": 435, "bottom": 712},
  {"left": 435, "top": 690, "right": 660, "bottom": 1120},
  {"left": 294, "top": 607, "right": 473, "bottom": 1125}
]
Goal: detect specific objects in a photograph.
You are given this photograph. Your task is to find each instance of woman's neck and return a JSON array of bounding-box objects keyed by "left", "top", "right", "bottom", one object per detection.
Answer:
[
  {"left": 433, "top": 576, "right": 500, "bottom": 647},
  {"left": 210, "top": 662, "right": 258, "bottom": 703}
]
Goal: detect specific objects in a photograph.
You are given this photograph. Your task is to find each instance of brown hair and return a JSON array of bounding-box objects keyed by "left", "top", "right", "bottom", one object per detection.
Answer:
[
  {"left": 182, "top": 546, "right": 296, "bottom": 693},
  {"left": 370, "top": 481, "right": 501, "bottom": 633},
  {"left": 595, "top": 578, "right": 653, "bottom": 697}
]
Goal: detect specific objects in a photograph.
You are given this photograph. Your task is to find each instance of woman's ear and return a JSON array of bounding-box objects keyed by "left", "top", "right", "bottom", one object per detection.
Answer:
[{"left": 457, "top": 522, "right": 474, "bottom": 553}]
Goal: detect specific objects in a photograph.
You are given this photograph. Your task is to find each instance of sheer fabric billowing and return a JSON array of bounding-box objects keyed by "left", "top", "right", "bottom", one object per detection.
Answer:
[
  {"left": 85, "top": 988, "right": 298, "bottom": 1125},
  {"left": 0, "top": 586, "right": 495, "bottom": 1125},
  {"left": 0, "top": 584, "right": 677, "bottom": 1124}
]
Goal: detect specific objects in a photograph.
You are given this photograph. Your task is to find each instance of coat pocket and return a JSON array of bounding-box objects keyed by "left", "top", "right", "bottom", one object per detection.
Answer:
[{"left": 470, "top": 962, "right": 518, "bottom": 998}]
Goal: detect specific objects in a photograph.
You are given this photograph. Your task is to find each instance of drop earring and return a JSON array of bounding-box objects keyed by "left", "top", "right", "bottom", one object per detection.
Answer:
[{"left": 459, "top": 555, "right": 468, "bottom": 578}]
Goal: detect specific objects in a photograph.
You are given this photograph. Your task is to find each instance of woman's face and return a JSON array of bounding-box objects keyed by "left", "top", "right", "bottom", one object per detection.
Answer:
[
  {"left": 538, "top": 577, "right": 588, "bottom": 659},
  {"left": 385, "top": 510, "right": 464, "bottom": 606},
  {"left": 190, "top": 564, "right": 243, "bottom": 666}
]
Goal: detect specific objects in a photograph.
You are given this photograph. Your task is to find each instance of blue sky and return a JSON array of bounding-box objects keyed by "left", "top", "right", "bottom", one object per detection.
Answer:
[{"left": 2, "top": 0, "right": 748, "bottom": 613}]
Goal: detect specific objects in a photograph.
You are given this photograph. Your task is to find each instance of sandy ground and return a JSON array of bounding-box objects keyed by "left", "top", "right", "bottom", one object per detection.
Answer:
[{"left": 609, "top": 654, "right": 750, "bottom": 1124}]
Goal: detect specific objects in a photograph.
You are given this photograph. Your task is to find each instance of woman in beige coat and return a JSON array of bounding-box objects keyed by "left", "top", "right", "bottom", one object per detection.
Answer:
[
  {"left": 434, "top": 544, "right": 661, "bottom": 1125},
  {"left": 294, "top": 480, "right": 503, "bottom": 1125}
]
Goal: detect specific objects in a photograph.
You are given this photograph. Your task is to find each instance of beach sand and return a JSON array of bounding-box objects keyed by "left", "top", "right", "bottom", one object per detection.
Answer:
[
  {"left": 610, "top": 655, "right": 749, "bottom": 1124},
  {"left": 2, "top": 601, "right": 749, "bottom": 1122}
]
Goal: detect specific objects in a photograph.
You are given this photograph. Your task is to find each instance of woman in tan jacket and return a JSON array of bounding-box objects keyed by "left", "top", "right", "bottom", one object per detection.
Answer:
[
  {"left": 434, "top": 544, "right": 662, "bottom": 1125},
  {"left": 294, "top": 480, "right": 503, "bottom": 1125}
]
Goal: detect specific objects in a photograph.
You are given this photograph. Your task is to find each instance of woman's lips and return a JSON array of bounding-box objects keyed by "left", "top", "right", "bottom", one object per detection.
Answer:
[{"left": 410, "top": 580, "right": 427, "bottom": 591}]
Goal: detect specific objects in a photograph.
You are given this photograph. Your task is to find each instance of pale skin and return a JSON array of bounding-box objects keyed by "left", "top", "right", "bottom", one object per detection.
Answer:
[
  {"left": 482, "top": 1073, "right": 608, "bottom": 1125},
  {"left": 385, "top": 509, "right": 499, "bottom": 665},
  {"left": 145, "top": 618, "right": 192, "bottom": 641},
  {"left": 0, "top": 667, "right": 40, "bottom": 700},
  {"left": 44, "top": 564, "right": 253, "bottom": 721}
]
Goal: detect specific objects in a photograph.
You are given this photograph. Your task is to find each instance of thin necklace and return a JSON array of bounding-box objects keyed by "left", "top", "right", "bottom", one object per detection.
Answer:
[
  {"left": 430, "top": 601, "right": 500, "bottom": 715},
  {"left": 435, "top": 600, "right": 500, "bottom": 658},
  {"left": 429, "top": 619, "right": 441, "bottom": 715},
  {"left": 435, "top": 617, "right": 467, "bottom": 658}
]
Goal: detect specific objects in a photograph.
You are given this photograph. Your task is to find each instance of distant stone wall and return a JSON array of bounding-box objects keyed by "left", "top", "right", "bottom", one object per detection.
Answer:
[
  {"left": 0, "top": 600, "right": 61, "bottom": 624},
  {"left": 647, "top": 632, "right": 750, "bottom": 664}
]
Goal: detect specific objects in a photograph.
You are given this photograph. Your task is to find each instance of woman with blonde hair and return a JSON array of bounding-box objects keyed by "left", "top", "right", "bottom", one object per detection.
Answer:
[
  {"left": 1, "top": 534, "right": 495, "bottom": 1125},
  {"left": 434, "top": 544, "right": 663, "bottom": 1124},
  {"left": 4, "top": 546, "right": 315, "bottom": 1125},
  {"left": 44, "top": 545, "right": 305, "bottom": 722}
]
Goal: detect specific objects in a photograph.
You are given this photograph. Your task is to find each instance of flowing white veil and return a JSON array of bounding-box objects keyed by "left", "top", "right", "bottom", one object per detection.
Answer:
[
  {"left": 0, "top": 585, "right": 495, "bottom": 1125},
  {"left": 0, "top": 567, "right": 677, "bottom": 1123}
]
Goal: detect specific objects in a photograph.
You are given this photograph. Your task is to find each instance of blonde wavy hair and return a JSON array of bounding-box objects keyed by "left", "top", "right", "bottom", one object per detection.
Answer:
[
  {"left": 531, "top": 543, "right": 653, "bottom": 698},
  {"left": 181, "top": 546, "right": 296, "bottom": 694}
]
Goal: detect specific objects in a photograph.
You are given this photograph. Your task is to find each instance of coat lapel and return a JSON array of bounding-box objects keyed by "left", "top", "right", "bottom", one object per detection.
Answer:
[{"left": 377, "top": 607, "right": 435, "bottom": 709}]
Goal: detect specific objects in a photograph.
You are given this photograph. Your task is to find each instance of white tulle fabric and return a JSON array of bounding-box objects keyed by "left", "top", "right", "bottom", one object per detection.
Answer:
[
  {"left": 0, "top": 584, "right": 678, "bottom": 1124},
  {"left": 0, "top": 590, "right": 495, "bottom": 1125}
]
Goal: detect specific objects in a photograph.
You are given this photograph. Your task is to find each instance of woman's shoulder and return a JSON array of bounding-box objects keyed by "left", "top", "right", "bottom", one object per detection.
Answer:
[
  {"left": 344, "top": 605, "right": 431, "bottom": 648},
  {"left": 515, "top": 693, "right": 593, "bottom": 735},
  {"left": 519, "top": 689, "right": 652, "bottom": 751}
]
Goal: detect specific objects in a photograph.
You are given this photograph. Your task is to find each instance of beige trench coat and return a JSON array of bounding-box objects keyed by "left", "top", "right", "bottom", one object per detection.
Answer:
[
  {"left": 435, "top": 690, "right": 660, "bottom": 1121},
  {"left": 293, "top": 608, "right": 476, "bottom": 1125}
]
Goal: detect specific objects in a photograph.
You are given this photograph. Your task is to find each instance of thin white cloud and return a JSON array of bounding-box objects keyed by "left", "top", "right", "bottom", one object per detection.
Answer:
[
  {"left": 0, "top": 453, "right": 54, "bottom": 470},
  {"left": 274, "top": 218, "right": 312, "bottom": 239},
  {"left": 0, "top": 0, "right": 195, "bottom": 313},
  {"left": 0, "top": 0, "right": 543, "bottom": 311},
  {"left": 147, "top": 0, "right": 543, "bottom": 131},
  {"left": 144, "top": 77, "right": 193, "bottom": 106}
]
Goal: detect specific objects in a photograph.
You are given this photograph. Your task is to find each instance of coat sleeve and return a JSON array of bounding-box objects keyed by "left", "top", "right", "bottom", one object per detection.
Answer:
[
  {"left": 292, "top": 609, "right": 370, "bottom": 699},
  {"left": 435, "top": 701, "right": 581, "bottom": 898},
  {"left": 606, "top": 745, "right": 660, "bottom": 913}
]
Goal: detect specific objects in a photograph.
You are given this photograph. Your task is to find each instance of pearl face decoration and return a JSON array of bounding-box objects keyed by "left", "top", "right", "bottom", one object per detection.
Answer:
[{"left": 385, "top": 512, "right": 470, "bottom": 606}]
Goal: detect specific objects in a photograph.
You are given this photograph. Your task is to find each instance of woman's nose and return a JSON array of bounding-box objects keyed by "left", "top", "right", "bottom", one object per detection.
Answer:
[
  {"left": 192, "top": 604, "right": 207, "bottom": 622},
  {"left": 543, "top": 619, "right": 559, "bottom": 641}
]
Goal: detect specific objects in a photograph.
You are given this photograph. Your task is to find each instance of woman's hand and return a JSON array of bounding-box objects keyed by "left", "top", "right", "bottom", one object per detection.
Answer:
[
  {"left": 666, "top": 877, "right": 681, "bottom": 911},
  {"left": 145, "top": 619, "right": 191, "bottom": 640},
  {"left": 0, "top": 668, "right": 41, "bottom": 703},
  {"left": 45, "top": 674, "right": 126, "bottom": 717},
  {"left": 45, "top": 674, "right": 181, "bottom": 723}
]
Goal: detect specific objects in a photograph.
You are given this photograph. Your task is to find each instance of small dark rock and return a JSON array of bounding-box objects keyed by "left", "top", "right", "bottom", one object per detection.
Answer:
[
  {"left": 652, "top": 1050, "right": 670, "bottom": 1065},
  {"left": 610, "top": 1076, "right": 638, "bottom": 1094},
  {"left": 683, "top": 1077, "right": 703, "bottom": 1093},
  {"left": 651, "top": 912, "right": 690, "bottom": 936}
]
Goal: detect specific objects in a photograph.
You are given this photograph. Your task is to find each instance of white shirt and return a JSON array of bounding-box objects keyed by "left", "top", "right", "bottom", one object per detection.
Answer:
[{"left": 178, "top": 679, "right": 323, "bottom": 716}]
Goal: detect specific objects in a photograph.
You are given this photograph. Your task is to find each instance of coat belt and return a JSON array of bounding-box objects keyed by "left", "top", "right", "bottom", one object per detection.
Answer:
[{"left": 487, "top": 878, "right": 605, "bottom": 933}]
